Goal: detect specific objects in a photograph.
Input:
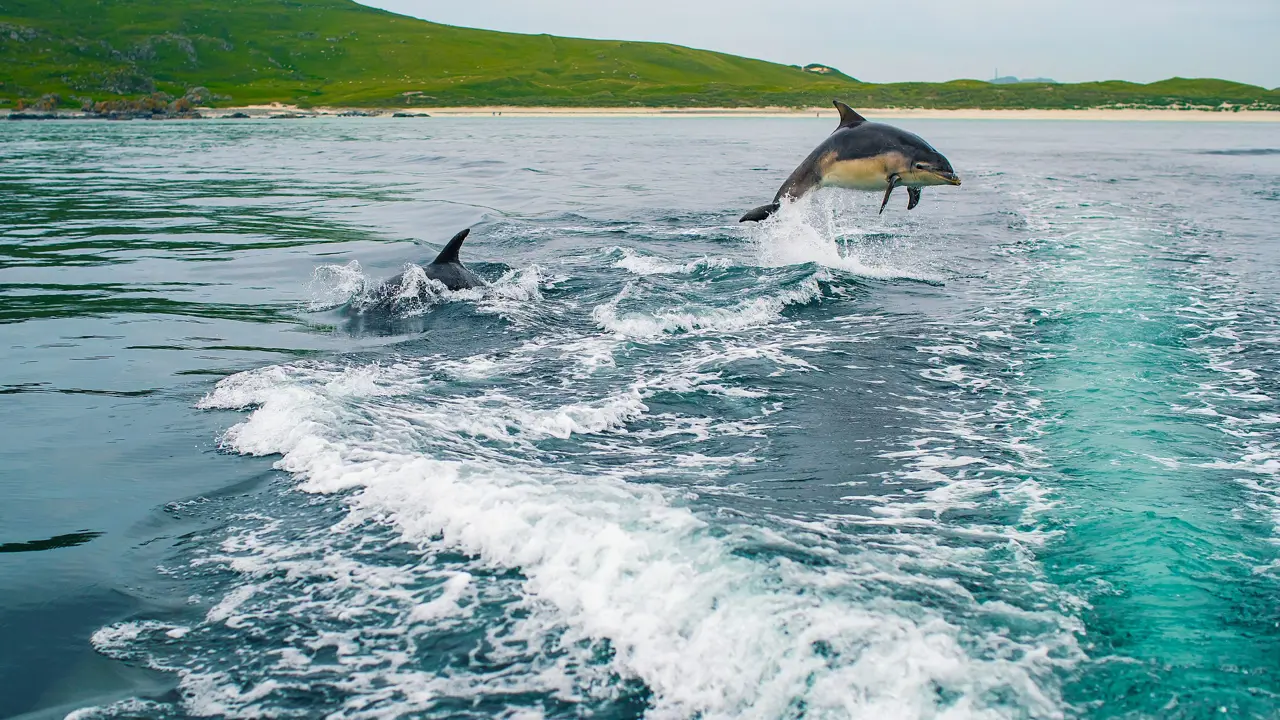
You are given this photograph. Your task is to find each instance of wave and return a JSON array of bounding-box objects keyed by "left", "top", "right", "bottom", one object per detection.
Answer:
[
  {"left": 1198, "top": 148, "right": 1280, "bottom": 156},
  {"left": 609, "top": 247, "right": 736, "bottom": 276},
  {"left": 107, "top": 360, "right": 1075, "bottom": 718},
  {"left": 592, "top": 278, "right": 823, "bottom": 339}
]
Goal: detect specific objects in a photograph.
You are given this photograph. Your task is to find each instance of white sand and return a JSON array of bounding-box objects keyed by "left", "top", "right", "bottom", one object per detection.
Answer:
[
  {"left": 9, "top": 102, "right": 1278, "bottom": 122},
  {"left": 224, "top": 105, "right": 1280, "bottom": 122},
  {"left": 401, "top": 106, "right": 1280, "bottom": 122}
]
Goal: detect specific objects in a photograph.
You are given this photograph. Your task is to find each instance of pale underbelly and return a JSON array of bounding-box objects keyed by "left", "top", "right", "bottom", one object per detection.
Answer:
[
  {"left": 818, "top": 158, "right": 891, "bottom": 191},
  {"left": 820, "top": 175, "right": 889, "bottom": 191}
]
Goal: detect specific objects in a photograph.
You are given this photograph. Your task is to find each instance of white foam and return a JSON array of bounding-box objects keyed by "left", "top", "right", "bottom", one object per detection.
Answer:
[
  {"left": 592, "top": 279, "right": 822, "bottom": 339},
  {"left": 91, "top": 620, "right": 179, "bottom": 656},
  {"left": 611, "top": 247, "right": 735, "bottom": 276},
  {"left": 180, "top": 361, "right": 1076, "bottom": 718},
  {"left": 92, "top": 511, "right": 594, "bottom": 718},
  {"left": 479, "top": 264, "right": 549, "bottom": 305},
  {"left": 393, "top": 265, "right": 452, "bottom": 309},
  {"left": 306, "top": 258, "right": 548, "bottom": 319},
  {"left": 746, "top": 194, "right": 945, "bottom": 283},
  {"left": 307, "top": 259, "right": 368, "bottom": 311},
  {"left": 66, "top": 699, "right": 173, "bottom": 720}
]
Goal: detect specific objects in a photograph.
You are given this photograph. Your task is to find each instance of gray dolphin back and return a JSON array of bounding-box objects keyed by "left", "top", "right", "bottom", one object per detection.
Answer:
[
  {"left": 739, "top": 100, "right": 869, "bottom": 222},
  {"left": 426, "top": 228, "right": 484, "bottom": 290}
]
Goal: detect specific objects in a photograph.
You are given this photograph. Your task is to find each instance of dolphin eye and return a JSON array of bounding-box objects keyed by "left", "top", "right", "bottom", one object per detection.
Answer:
[{"left": 914, "top": 162, "right": 927, "bottom": 170}]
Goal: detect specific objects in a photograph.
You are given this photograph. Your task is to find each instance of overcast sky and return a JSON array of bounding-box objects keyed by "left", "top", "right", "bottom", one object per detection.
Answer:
[{"left": 362, "top": 0, "right": 1279, "bottom": 88}]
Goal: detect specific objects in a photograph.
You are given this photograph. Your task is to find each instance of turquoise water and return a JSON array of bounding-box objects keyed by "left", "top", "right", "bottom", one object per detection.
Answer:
[{"left": 1, "top": 118, "right": 1277, "bottom": 718}]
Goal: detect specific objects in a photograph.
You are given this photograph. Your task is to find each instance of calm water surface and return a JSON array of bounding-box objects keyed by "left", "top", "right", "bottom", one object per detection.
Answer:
[{"left": 1, "top": 117, "right": 1278, "bottom": 719}]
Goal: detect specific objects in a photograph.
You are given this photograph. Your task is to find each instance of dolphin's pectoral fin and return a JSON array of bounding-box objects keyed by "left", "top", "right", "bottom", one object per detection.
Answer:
[
  {"left": 740, "top": 201, "right": 781, "bottom": 223},
  {"left": 907, "top": 188, "right": 922, "bottom": 210},
  {"left": 879, "top": 174, "right": 900, "bottom": 215}
]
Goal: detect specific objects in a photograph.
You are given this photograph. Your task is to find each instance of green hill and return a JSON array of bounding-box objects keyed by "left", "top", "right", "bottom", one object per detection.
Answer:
[{"left": 2, "top": 0, "right": 1278, "bottom": 110}]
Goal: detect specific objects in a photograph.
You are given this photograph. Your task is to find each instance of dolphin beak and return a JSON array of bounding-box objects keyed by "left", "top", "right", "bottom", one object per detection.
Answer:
[{"left": 934, "top": 170, "right": 962, "bottom": 186}]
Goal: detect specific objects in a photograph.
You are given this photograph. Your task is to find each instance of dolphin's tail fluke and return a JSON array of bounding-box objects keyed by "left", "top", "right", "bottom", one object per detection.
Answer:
[
  {"left": 431, "top": 228, "right": 470, "bottom": 265},
  {"left": 739, "top": 202, "right": 781, "bottom": 223}
]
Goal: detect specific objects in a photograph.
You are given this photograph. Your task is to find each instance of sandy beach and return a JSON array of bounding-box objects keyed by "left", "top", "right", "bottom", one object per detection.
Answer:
[
  {"left": 6, "top": 104, "right": 1280, "bottom": 122},
  {"left": 404, "top": 106, "right": 1280, "bottom": 122}
]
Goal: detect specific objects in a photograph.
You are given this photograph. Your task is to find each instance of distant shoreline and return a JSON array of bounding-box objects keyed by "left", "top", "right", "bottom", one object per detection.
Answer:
[
  {"left": 409, "top": 107, "right": 1280, "bottom": 122},
  {"left": 6, "top": 105, "right": 1280, "bottom": 122}
]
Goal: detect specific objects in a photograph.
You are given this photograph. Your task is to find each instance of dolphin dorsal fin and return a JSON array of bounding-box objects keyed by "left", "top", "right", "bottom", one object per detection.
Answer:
[
  {"left": 833, "top": 100, "right": 867, "bottom": 129},
  {"left": 431, "top": 228, "right": 470, "bottom": 265}
]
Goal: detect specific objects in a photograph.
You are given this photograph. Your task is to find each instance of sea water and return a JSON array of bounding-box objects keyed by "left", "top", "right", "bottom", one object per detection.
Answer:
[{"left": 1, "top": 117, "right": 1278, "bottom": 719}]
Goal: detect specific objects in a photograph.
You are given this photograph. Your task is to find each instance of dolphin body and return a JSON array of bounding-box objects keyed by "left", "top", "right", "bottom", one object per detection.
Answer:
[
  {"left": 371, "top": 228, "right": 485, "bottom": 306},
  {"left": 741, "top": 101, "right": 961, "bottom": 222}
]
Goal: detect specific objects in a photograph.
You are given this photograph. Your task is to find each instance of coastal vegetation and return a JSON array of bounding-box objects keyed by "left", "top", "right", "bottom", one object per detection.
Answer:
[{"left": 2, "top": 0, "right": 1277, "bottom": 111}]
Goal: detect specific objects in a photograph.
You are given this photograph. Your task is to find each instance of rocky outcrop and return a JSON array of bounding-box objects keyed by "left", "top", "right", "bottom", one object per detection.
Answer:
[
  {"left": 88, "top": 91, "right": 202, "bottom": 119},
  {"left": 126, "top": 33, "right": 200, "bottom": 64},
  {"left": 28, "top": 93, "right": 61, "bottom": 111},
  {"left": 0, "top": 22, "right": 40, "bottom": 42},
  {"left": 96, "top": 69, "right": 157, "bottom": 95},
  {"left": 184, "top": 86, "right": 212, "bottom": 105},
  {"left": 7, "top": 85, "right": 228, "bottom": 120},
  {"left": 87, "top": 87, "right": 215, "bottom": 118}
]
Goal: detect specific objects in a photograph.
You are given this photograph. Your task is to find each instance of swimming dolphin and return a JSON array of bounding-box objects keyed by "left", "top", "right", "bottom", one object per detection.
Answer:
[
  {"left": 740, "top": 101, "right": 961, "bottom": 221},
  {"left": 376, "top": 227, "right": 485, "bottom": 300}
]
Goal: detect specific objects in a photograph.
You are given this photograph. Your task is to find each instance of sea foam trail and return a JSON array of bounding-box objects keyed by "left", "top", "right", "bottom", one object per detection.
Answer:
[
  {"left": 592, "top": 278, "right": 823, "bottom": 339},
  {"left": 986, "top": 179, "right": 1280, "bottom": 713},
  {"left": 610, "top": 247, "right": 735, "bottom": 276},
  {"left": 169, "top": 360, "right": 1071, "bottom": 719}
]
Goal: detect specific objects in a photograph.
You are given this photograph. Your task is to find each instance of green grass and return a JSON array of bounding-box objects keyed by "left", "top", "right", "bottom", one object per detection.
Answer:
[{"left": 2, "top": 0, "right": 1278, "bottom": 110}]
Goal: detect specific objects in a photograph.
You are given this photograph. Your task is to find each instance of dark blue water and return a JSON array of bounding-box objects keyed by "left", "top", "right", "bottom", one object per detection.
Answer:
[{"left": 1, "top": 117, "right": 1278, "bottom": 719}]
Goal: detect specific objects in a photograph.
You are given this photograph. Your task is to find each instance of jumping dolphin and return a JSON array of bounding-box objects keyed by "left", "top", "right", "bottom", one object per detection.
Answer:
[
  {"left": 741, "top": 101, "right": 961, "bottom": 222},
  {"left": 374, "top": 227, "right": 485, "bottom": 303}
]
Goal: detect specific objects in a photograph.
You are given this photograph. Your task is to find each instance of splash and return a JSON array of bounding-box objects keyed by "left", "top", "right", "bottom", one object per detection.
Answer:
[
  {"left": 747, "top": 193, "right": 945, "bottom": 283},
  {"left": 305, "top": 260, "right": 547, "bottom": 319},
  {"left": 305, "top": 260, "right": 368, "bottom": 311}
]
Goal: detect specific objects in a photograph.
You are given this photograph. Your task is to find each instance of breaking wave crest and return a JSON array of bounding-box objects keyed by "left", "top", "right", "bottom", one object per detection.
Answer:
[
  {"left": 592, "top": 278, "right": 824, "bottom": 339},
  {"left": 100, "top": 356, "right": 1072, "bottom": 719}
]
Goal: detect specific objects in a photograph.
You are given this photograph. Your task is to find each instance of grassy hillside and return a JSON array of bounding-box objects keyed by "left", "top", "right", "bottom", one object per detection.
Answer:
[{"left": 2, "top": 0, "right": 1278, "bottom": 110}]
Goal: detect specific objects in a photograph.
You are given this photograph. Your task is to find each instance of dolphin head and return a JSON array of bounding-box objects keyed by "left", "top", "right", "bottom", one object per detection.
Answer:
[{"left": 899, "top": 144, "right": 961, "bottom": 188}]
